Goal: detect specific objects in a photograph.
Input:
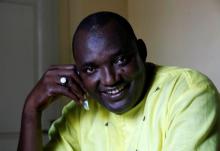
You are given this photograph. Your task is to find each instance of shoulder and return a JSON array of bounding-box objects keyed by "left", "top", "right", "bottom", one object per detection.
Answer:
[
  {"left": 152, "top": 64, "right": 216, "bottom": 89},
  {"left": 148, "top": 64, "right": 219, "bottom": 111},
  {"left": 60, "top": 98, "right": 101, "bottom": 121}
]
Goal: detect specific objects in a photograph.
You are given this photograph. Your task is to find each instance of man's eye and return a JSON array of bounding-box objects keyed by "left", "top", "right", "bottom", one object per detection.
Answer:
[
  {"left": 115, "top": 56, "right": 129, "bottom": 65},
  {"left": 84, "top": 66, "right": 96, "bottom": 74}
]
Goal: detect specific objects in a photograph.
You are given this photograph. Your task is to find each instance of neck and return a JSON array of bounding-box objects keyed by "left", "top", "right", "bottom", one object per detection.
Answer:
[{"left": 135, "top": 62, "right": 156, "bottom": 107}]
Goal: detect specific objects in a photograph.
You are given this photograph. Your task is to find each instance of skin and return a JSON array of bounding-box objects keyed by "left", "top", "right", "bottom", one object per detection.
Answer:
[
  {"left": 74, "top": 21, "right": 147, "bottom": 114},
  {"left": 17, "top": 21, "right": 147, "bottom": 150},
  {"left": 17, "top": 65, "right": 86, "bottom": 151}
]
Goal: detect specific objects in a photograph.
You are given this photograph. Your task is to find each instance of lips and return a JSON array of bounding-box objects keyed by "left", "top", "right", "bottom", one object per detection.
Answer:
[
  {"left": 104, "top": 85, "right": 125, "bottom": 95},
  {"left": 100, "top": 84, "right": 129, "bottom": 101}
]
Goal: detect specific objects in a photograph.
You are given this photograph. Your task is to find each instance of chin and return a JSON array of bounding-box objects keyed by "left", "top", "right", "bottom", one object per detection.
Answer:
[{"left": 104, "top": 98, "right": 132, "bottom": 114}]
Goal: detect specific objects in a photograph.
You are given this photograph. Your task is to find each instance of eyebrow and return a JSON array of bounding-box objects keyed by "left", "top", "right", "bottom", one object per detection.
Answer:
[
  {"left": 80, "top": 48, "right": 134, "bottom": 69},
  {"left": 81, "top": 62, "right": 96, "bottom": 69}
]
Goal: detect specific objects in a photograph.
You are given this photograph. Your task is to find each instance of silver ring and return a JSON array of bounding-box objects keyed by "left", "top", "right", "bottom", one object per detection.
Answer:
[{"left": 60, "top": 76, "right": 67, "bottom": 86}]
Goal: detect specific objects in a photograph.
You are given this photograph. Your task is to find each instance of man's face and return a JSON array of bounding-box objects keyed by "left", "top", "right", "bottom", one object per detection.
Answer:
[{"left": 74, "top": 22, "right": 146, "bottom": 114}]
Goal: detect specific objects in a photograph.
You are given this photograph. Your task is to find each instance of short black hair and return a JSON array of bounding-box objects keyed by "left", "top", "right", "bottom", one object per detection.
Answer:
[{"left": 72, "top": 11, "right": 137, "bottom": 53}]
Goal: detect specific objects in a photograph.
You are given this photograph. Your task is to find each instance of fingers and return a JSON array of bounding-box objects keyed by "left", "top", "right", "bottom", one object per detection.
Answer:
[
  {"left": 48, "top": 64, "right": 77, "bottom": 71},
  {"left": 48, "top": 64, "right": 86, "bottom": 95},
  {"left": 29, "top": 65, "right": 86, "bottom": 109},
  {"left": 47, "top": 64, "right": 86, "bottom": 91},
  {"left": 51, "top": 85, "right": 82, "bottom": 105}
]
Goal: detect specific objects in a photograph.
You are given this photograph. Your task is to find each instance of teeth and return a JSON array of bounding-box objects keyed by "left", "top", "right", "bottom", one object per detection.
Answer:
[{"left": 106, "top": 85, "right": 124, "bottom": 95}]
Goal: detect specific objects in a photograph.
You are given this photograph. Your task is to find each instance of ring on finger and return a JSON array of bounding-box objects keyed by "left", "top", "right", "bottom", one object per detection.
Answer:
[{"left": 59, "top": 76, "right": 68, "bottom": 86}]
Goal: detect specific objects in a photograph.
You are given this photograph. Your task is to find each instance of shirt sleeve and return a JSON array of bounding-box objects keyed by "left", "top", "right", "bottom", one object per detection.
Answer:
[
  {"left": 43, "top": 102, "right": 81, "bottom": 151},
  {"left": 162, "top": 72, "right": 220, "bottom": 151}
]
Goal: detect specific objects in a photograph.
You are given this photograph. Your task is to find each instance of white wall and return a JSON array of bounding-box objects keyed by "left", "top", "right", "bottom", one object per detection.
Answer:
[
  {"left": 128, "top": 0, "right": 220, "bottom": 91},
  {"left": 0, "top": 0, "right": 60, "bottom": 150}
]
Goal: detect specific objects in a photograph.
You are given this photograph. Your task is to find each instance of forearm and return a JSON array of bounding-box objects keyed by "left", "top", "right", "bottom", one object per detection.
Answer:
[
  {"left": 17, "top": 105, "right": 43, "bottom": 151},
  {"left": 17, "top": 64, "right": 84, "bottom": 151}
]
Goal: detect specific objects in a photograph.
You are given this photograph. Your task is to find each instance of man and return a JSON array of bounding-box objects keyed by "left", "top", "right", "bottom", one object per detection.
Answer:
[{"left": 18, "top": 11, "right": 220, "bottom": 151}]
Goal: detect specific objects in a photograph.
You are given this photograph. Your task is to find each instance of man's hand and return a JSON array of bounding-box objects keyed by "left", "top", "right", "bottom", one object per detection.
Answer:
[
  {"left": 24, "top": 64, "right": 86, "bottom": 112},
  {"left": 18, "top": 64, "right": 86, "bottom": 151}
]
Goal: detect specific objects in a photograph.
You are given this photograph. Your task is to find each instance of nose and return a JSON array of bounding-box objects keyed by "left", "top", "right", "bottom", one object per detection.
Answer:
[{"left": 100, "top": 66, "right": 117, "bottom": 86}]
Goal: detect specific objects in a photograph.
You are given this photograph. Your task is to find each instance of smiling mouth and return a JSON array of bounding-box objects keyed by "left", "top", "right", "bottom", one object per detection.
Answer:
[
  {"left": 104, "top": 85, "right": 125, "bottom": 95},
  {"left": 100, "top": 84, "right": 129, "bottom": 99}
]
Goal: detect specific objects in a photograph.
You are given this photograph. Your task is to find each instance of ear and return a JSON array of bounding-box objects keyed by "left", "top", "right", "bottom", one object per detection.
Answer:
[{"left": 137, "top": 39, "right": 147, "bottom": 61}]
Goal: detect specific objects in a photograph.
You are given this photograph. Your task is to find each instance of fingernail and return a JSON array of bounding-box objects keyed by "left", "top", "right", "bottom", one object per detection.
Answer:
[{"left": 82, "top": 100, "right": 89, "bottom": 110}]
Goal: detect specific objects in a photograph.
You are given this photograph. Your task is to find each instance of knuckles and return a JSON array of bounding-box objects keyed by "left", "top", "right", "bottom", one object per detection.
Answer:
[{"left": 36, "top": 64, "right": 81, "bottom": 98}]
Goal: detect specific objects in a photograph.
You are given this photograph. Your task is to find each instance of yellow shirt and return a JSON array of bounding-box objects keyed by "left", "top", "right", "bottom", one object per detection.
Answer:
[{"left": 44, "top": 65, "right": 220, "bottom": 151}]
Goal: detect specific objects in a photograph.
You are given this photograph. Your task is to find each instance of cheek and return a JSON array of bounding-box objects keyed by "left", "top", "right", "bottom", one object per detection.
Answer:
[
  {"left": 119, "top": 58, "right": 144, "bottom": 80},
  {"left": 81, "top": 75, "right": 99, "bottom": 92}
]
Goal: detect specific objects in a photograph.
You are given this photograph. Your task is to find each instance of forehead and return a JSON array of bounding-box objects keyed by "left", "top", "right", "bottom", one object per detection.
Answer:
[{"left": 73, "top": 22, "right": 136, "bottom": 64}]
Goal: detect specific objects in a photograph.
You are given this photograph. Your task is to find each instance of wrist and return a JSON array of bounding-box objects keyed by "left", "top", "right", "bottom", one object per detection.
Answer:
[{"left": 22, "top": 102, "right": 42, "bottom": 121}]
